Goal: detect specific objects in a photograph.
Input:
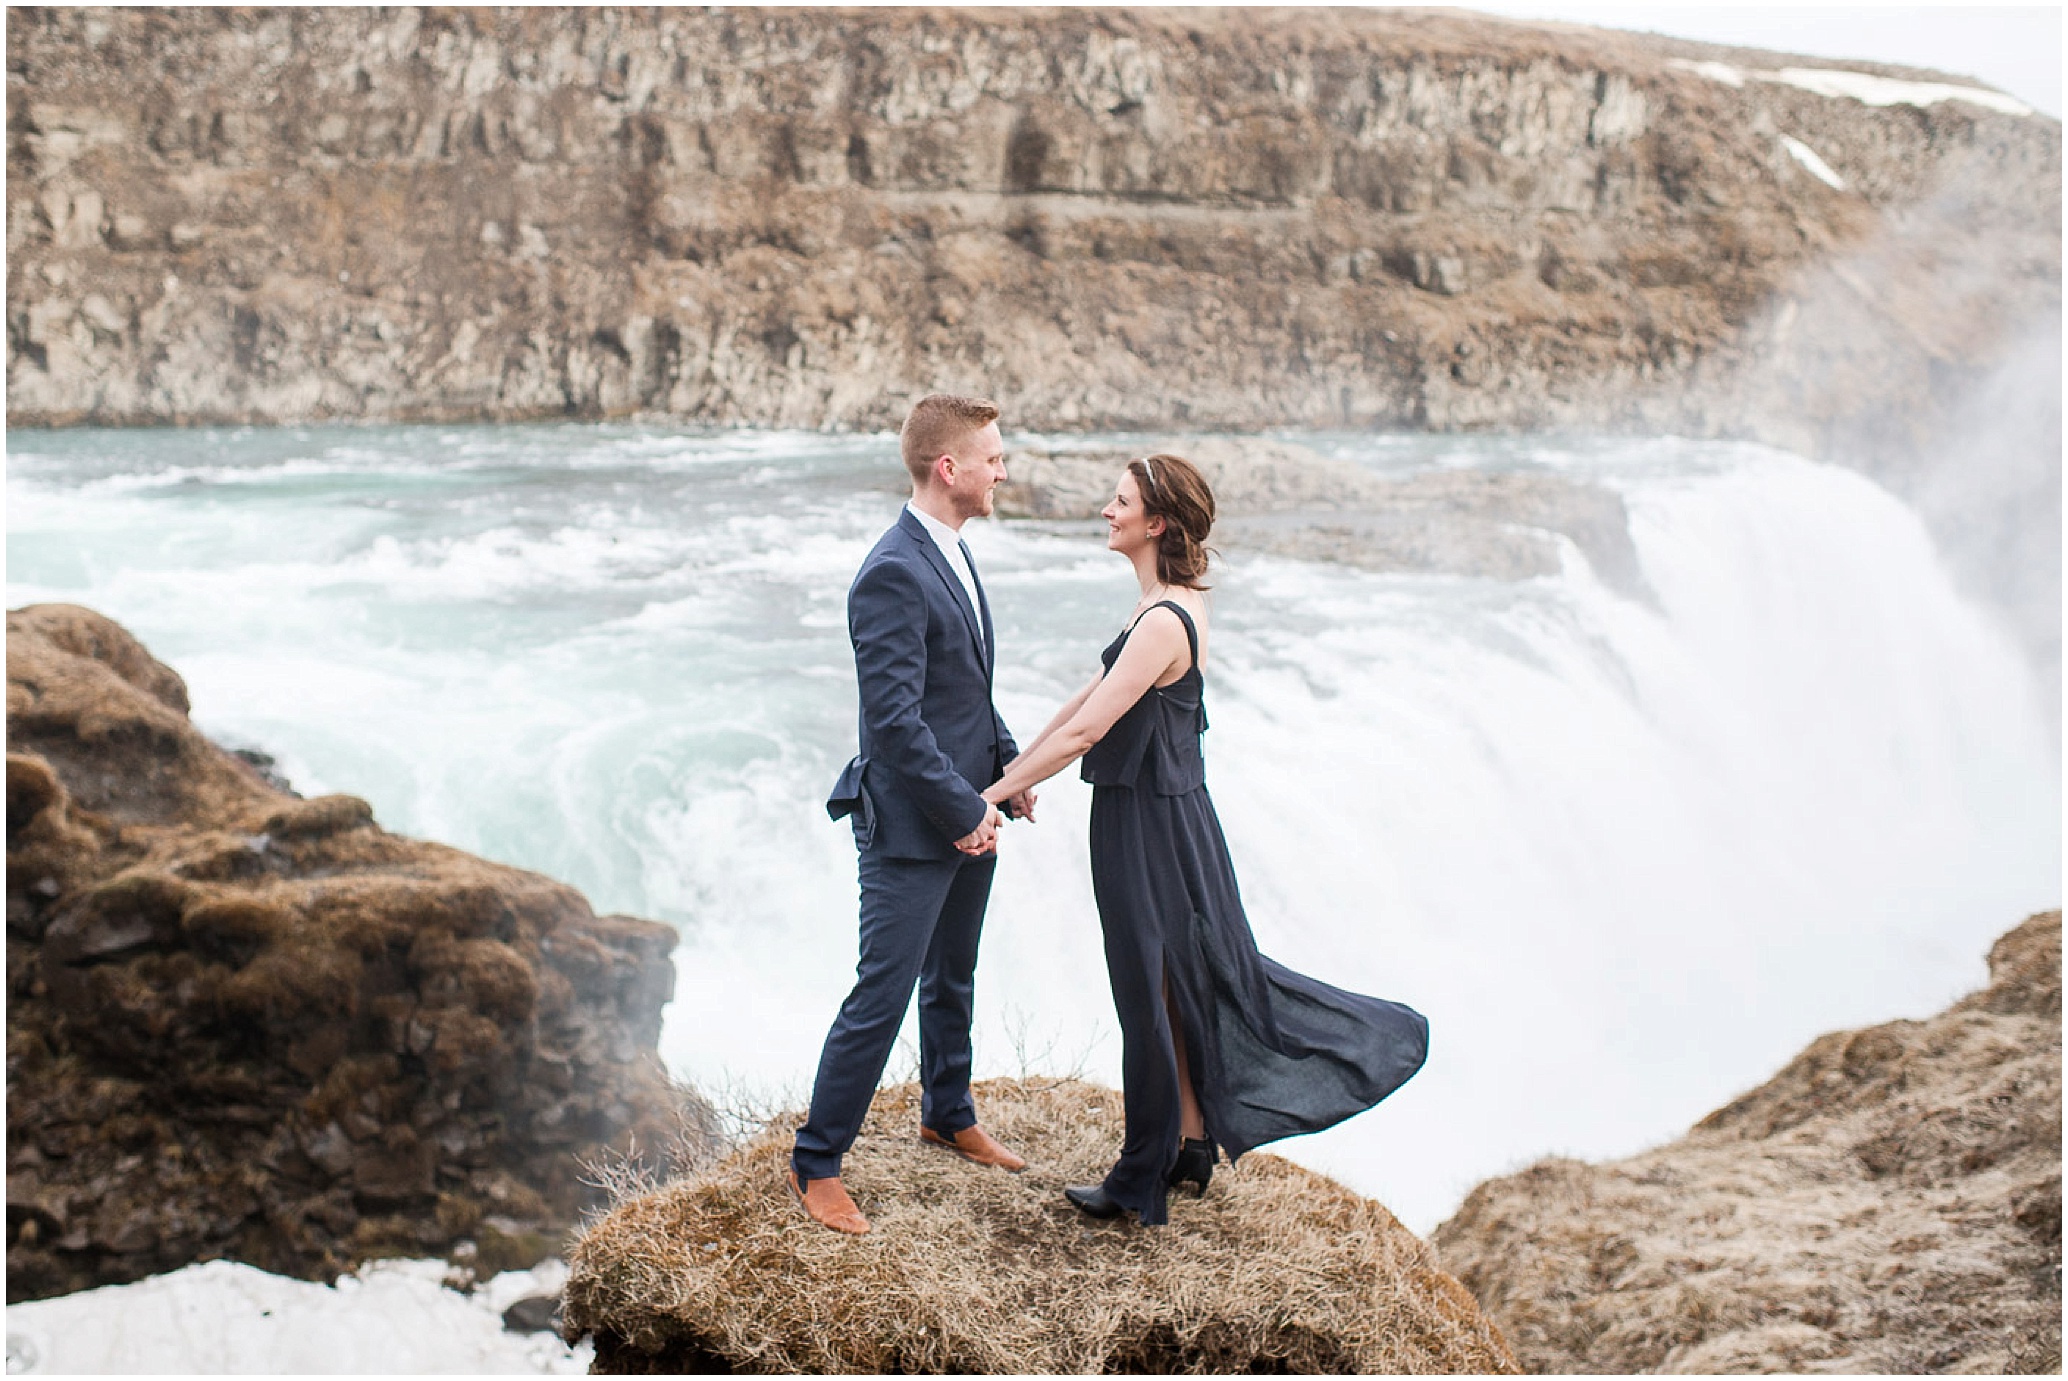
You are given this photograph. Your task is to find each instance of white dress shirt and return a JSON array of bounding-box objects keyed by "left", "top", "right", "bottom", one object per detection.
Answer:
[{"left": 906, "top": 502, "right": 985, "bottom": 652}]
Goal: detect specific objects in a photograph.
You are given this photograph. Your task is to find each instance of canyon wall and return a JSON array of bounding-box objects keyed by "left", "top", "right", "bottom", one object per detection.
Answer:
[
  {"left": 6, "top": 7, "right": 2060, "bottom": 669},
  {"left": 7, "top": 7, "right": 2054, "bottom": 435}
]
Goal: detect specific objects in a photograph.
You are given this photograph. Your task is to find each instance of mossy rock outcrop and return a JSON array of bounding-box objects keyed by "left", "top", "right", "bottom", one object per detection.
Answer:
[
  {"left": 6, "top": 603, "right": 683, "bottom": 1301},
  {"left": 564, "top": 1076, "right": 1517, "bottom": 1374},
  {"left": 1434, "top": 912, "right": 2062, "bottom": 1374}
]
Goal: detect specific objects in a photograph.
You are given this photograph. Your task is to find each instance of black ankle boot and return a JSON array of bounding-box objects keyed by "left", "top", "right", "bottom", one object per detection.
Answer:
[
  {"left": 1064, "top": 1184, "right": 1125, "bottom": 1219},
  {"left": 1168, "top": 1138, "right": 1215, "bottom": 1196}
]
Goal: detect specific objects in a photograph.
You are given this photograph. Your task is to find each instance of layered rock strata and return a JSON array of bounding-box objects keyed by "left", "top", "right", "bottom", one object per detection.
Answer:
[
  {"left": 5, "top": 604, "right": 683, "bottom": 1302},
  {"left": 6, "top": 6, "right": 2054, "bottom": 440},
  {"left": 564, "top": 1075, "right": 1519, "bottom": 1374},
  {"left": 7, "top": 6, "right": 2057, "bottom": 680},
  {"left": 1433, "top": 912, "right": 2062, "bottom": 1374}
]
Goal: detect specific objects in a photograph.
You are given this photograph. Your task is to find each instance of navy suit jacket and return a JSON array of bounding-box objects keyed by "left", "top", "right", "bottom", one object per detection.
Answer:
[{"left": 827, "top": 508, "right": 1018, "bottom": 860}]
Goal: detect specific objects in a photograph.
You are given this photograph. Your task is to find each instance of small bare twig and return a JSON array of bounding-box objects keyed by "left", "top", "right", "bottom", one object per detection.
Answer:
[{"left": 998, "top": 1002, "right": 1103, "bottom": 1090}]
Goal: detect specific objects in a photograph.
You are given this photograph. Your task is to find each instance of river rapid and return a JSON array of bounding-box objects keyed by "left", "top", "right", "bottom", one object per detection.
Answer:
[{"left": 7, "top": 423, "right": 2058, "bottom": 1233}]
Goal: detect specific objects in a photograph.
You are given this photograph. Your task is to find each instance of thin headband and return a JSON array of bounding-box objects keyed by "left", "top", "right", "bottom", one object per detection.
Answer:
[{"left": 1135, "top": 456, "right": 1159, "bottom": 497}]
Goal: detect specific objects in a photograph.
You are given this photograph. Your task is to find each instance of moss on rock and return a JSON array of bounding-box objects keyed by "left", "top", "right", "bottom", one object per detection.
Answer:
[
  {"left": 5, "top": 603, "right": 688, "bottom": 1302},
  {"left": 1434, "top": 912, "right": 2062, "bottom": 1374}
]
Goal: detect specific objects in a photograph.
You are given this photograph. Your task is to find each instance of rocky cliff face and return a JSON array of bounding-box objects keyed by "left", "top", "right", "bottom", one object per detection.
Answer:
[
  {"left": 5, "top": 604, "right": 685, "bottom": 1302},
  {"left": 7, "top": 6, "right": 2058, "bottom": 678},
  {"left": 6, "top": 6, "right": 2053, "bottom": 436},
  {"left": 1433, "top": 912, "right": 2061, "bottom": 1374}
]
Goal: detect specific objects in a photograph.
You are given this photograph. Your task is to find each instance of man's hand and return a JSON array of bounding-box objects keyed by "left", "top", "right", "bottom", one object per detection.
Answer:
[
  {"left": 954, "top": 801, "right": 1002, "bottom": 856},
  {"left": 1007, "top": 789, "right": 1039, "bottom": 824}
]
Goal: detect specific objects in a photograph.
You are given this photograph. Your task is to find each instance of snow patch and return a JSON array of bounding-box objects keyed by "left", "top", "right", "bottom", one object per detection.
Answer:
[
  {"left": 1780, "top": 135, "right": 1846, "bottom": 190},
  {"left": 1769, "top": 66, "right": 2033, "bottom": 116},
  {"left": 3, "top": 1258, "right": 589, "bottom": 1375},
  {"left": 1671, "top": 58, "right": 1744, "bottom": 88},
  {"left": 1670, "top": 57, "right": 2033, "bottom": 117}
]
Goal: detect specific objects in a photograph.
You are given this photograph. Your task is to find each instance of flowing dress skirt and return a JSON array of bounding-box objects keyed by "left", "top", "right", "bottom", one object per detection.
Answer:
[{"left": 1087, "top": 778, "right": 1429, "bottom": 1224}]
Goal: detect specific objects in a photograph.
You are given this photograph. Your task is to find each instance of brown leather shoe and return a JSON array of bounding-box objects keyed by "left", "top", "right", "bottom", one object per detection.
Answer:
[
  {"left": 920, "top": 1123, "right": 1028, "bottom": 1172},
  {"left": 786, "top": 1168, "right": 870, "bottom": 1235}
]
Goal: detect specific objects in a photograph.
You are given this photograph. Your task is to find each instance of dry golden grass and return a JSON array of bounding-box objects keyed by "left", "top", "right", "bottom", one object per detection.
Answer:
[{"left": 564, "top": 1076, "right": 1518, "bottom": 1374}]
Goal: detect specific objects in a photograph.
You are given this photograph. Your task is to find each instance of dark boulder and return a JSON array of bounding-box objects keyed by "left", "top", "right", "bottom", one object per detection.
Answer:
[{"left": 6, "top": 603, "right": 691, "bottom": 1302}]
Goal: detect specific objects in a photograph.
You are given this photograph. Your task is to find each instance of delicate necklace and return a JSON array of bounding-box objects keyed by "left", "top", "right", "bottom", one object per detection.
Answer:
[{"left": 1123, "top": 585, "right": 1171, "bottom": 636}]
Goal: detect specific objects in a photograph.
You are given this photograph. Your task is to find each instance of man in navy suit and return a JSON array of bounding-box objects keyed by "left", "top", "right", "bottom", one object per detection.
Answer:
[{"left": 788, "top": 394, "right": 1038, "bottom": 1235}]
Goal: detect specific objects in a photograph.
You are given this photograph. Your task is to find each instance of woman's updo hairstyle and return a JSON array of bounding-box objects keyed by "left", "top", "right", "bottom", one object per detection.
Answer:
[{"left": 1129, "top": 453, "right": 1216, "bottom": 589}]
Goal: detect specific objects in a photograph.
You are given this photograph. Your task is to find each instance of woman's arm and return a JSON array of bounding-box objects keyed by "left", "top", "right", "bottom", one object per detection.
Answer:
[
  {"left": 996, "top": 670, "right": 1102, "bottom": 823},
  {"left": 982, "top": 608, "right": 1189, "bottom": 805},
  {"left": 1015, "top": 671, "right": 1103, "bottom": 762}
]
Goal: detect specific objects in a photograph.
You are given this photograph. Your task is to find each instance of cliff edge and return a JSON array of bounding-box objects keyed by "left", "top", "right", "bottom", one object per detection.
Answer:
[
  {"left": 5, "top": 604, "right": 685, "bottom": 1301},
  {"left": 1433, "top": 912, "right": 2062, "bottom": 1373},
  {"left": 563, "top": 1076, "right": 1518, "bottom": 1374}
]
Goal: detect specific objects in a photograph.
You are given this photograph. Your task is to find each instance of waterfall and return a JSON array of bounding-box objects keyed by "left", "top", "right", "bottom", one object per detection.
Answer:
[{"left": 8, "top": 426, "right": 2056, "bottom": 1231}]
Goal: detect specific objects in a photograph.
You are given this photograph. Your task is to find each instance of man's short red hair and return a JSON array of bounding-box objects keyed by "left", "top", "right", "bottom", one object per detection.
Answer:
[{"left": 900, "top": 394, "right": 1000, "bottom": 484}]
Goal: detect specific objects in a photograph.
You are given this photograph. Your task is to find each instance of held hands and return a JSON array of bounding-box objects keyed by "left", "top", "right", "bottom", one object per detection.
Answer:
[
  {"left": 954, "top": 787, "right": 1039, "bottom": 855},
  {"left": 954, "top": 801, "right": 1003, "bottom": 856},
  {"left": 955, "top": 785, "right": 1040, "bottom": 856}
]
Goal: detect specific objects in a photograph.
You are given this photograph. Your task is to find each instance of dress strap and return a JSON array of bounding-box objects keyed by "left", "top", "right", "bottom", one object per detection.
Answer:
[{"left": 1151, "top": 599, "right": 1200, "bottom": 675}]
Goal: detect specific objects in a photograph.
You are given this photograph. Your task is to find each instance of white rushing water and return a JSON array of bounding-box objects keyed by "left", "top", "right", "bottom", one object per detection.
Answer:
[{"left": 6, "top": 424, "right": 2059, "bottom": 1239}]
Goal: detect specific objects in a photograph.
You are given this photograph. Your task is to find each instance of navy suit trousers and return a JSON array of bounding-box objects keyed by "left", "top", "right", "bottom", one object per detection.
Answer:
[{"left": 791, "top": 848, "right": 997, "bottom": 1183}]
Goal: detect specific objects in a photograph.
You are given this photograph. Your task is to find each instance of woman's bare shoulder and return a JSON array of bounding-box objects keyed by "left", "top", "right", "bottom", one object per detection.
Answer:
[
  {"left": 1140, "top": 593, "right": 1208, "bottom": 675},
  {"left": 1161, "top": 588, "right": 1210, "bottom": 631}
]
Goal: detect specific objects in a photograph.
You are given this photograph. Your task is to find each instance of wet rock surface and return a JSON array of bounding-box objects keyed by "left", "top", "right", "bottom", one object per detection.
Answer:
[
  {"left": 502, "top": 1292, "right": 563, "bottom": 1336},
  {"left": 1001, "top": 436, "right": 1648, "bottom": 596},
  {"left": 5, "top": 603, "right": 683, "bottom": 1302},
  {"left": 1434, "top": 912, "right": 2063, "bottom": 1374}
]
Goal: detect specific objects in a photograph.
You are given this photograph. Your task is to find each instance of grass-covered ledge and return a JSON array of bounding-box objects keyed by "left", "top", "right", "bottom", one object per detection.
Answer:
[{"left": 563, "top": 1076, "right": 1516, "bottom": 1374}]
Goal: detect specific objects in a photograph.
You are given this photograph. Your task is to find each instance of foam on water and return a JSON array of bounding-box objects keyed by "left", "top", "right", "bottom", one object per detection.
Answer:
[
  {"left": 7, "top": 425, "right": 2057, "bottom": 1233},
  {"left": 1177, "top": 448, "right": 2057, "bottom": 1218}
]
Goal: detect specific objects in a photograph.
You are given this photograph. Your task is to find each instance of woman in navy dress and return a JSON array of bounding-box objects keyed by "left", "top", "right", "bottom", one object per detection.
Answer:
[{"left": 980, "top": 455, "right": 1427, "bottom": 1225}]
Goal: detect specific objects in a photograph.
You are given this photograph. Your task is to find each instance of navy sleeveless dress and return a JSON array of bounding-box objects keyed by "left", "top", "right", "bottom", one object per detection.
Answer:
[{"left": 1080, "top": 601, "right": 1428, "bottom": 1224}]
